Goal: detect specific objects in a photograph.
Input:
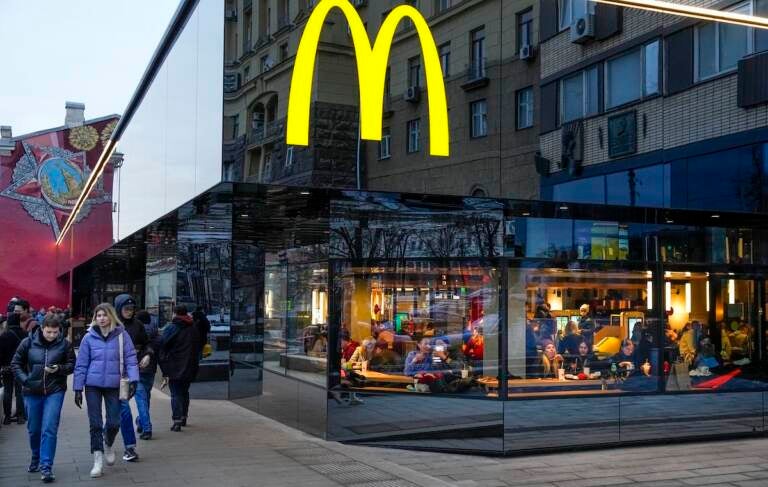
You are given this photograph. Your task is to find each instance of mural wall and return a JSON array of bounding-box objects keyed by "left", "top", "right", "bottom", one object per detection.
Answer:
[{"left": 0, "top": 117, "right": 117, "bottom": 309}]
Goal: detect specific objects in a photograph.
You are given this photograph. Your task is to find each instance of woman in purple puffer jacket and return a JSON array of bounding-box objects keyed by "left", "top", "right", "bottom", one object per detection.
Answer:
[{"left": 73, "top": 303, "right": 139, "bottom": 479}]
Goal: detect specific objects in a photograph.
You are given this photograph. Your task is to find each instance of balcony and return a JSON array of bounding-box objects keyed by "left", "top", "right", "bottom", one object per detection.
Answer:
[
  {"left": 247, "top": 120, "right": 285, "bottom": 147},
  {"left": 461, "top": 57, "right": 489, "bottom": 91}
]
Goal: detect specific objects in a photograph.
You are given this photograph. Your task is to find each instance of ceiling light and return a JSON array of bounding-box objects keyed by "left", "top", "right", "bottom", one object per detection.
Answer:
[{"left": 593, "top": 0, "right": 768, "bottom": 30}]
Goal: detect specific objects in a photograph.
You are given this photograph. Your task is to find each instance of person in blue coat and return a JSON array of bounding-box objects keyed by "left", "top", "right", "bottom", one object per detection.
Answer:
[{"left": 73, "top": 303, "right": 139, "bottom": 479}]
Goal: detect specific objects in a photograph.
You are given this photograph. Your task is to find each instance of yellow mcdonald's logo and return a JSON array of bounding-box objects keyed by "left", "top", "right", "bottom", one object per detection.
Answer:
[{"left": 287, "top": 0, "right": 449, "bottom": 157}]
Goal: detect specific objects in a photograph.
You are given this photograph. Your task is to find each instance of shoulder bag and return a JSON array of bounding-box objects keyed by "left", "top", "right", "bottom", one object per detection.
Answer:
[{"left": 118, "top": 332, "right": 131, "bottom": 400}]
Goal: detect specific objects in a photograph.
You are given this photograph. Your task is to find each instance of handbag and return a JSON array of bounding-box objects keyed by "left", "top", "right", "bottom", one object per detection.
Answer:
[{"left": 118, "top": 332, "right": 131, "bottom": 401}]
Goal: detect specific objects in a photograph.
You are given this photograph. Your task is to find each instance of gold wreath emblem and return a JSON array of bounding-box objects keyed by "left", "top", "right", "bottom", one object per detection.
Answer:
[
  {"left": 69, "top": 125, "right": 99, "bottom": 151},
  {"left": 101, "top": 120, "right": 117, "bottom": 144}
]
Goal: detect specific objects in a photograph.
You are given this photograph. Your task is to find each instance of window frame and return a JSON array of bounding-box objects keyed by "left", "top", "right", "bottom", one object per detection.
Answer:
[
  {"left": 516, "top": 86, "right": 534, "bottom": 130},
  {"left": 408, "top": 56, "right": 421, "bottom": 88},
  {"left": 470, "top": 26, "right": 486, "bottom": 77},
  {"left": 470, "top": 99, "right": 489, "bottom": 139},
  {"left": 517, "top": 8, "right": 534, "bottom": 52},
  {"left": 379, "top": 127, "right": 392, "bottom": 160},
  {"left": 407, "top": 118, "right": 421, "bottom": 154},
  {"left": 560, "top": 65, "right": 599, "bottom": 124},
  {"left": 604, "top": 40, "right": 660, "bottom": 110},
  {"left": 694, "top": 1, "right": 754, "bottom": 82},
  {"left": 439, "top": 42, "right": 451, "bottom": 78}
]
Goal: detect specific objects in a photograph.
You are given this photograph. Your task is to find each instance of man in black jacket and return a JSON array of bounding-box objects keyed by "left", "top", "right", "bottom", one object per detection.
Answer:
[
  {"left": 0, "top": 313, "right": 27, "bottom": 424},
  {"left": 159, "top": 305, "right": 200, "bottom": 431},
  {"left": 11, "top": 315, "right": 75, "bottom": 482},
  {"left": 114, "top": 294, "right": 149, "bottom": 462}
]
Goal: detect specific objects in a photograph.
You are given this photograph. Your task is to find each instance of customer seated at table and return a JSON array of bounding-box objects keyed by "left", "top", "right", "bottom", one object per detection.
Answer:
[
  {"left": 611, "top": 339, "right": 640, "bottom": 374},
  {"left": 347, "top": 337, "right": 375, "bottom": 367},
  {"left": 679, "top": 321, "right": 701, "bottom": 365},
  {"left": 538, "top": 339, "right": 564, "bottom": 379},
  {"left": 567, "top": 339, "right": 595, "bottom": 373},
  {"left": 368, "top": 339, "right": 403, "bottom": 372},
  {"left": 340, "top": 330, "right": 359, "bottom": 363},
  {"left": 404, "top": 338, "right": 453, "bottom": 376},
  {"left": 558, "top": 321, "right": 582, "bottom": 356},
  {"left": 462, "top": 326, "right": 484, "bottom": 363}
]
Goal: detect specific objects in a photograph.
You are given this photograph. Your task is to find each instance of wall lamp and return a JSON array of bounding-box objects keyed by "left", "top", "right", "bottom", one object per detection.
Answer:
[{"left": 592, "top": 0, "right": 768, "bottom": 29}]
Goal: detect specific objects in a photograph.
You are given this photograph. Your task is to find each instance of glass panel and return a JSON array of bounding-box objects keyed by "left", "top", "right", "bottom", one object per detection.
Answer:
[
  {"left": 508, "top": 268, "right": 659, "bottom": 396},
  {"left": 697, "top": 23, "right": 717, "bottom": 79},
  {"left": 521, "top": 218, "right": 574, "bottom": 258},
  {"left": 606, "top": 50, "right": 641, "bottom": 109},
  {"left": 562, "top": 73, "right": 583, "bottom": 123},
  {"left": 585, "top": 66, "right": 599, "bottom": 116},
  {"left": 553, "top": 177, "right": 605, "bottom": 204},
  {"left": 719, "top": 17, "right": 749, "bottom": 72},
  {"left": 644, "top": 41, "right": 659, "bottom": 96},
  {"left": 334, "top": 261, "right": 499, "bottom": 397}
]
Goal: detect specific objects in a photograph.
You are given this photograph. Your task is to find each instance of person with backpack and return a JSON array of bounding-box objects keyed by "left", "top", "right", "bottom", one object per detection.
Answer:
[
  {"left": 134, "top": 309, "right": 159, "bottom": 440},
  {"left": 113, "top": 295, "right": 149, "bottom": 461},
  {"left": 11, "top": 315, "right": 76, "bottom": 483},
  {"left": 73, "top": 303, "right": 139, "bottom": 478},
  {"left": 159, "top": 306, "right": 200, "bottom": 432},
  {"left": 0, "top": 313, "right": 27, "bottom": 425}
]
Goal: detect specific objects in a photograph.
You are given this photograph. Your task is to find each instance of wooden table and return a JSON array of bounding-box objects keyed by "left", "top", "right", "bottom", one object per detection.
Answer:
[
  {"left": 477, "top": 376, "right": 606, "bottom": 392},
  {"left": 358, "top": 370, "right": 414, "bottom": 385}
]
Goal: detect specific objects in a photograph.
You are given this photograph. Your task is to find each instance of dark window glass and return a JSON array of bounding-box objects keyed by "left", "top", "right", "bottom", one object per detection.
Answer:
[
  {"left": 686, "top": 146, "right": 757, "bottom": 211},
  {"left": 553, "top": 177, "right": 606, "bottom": 204}
]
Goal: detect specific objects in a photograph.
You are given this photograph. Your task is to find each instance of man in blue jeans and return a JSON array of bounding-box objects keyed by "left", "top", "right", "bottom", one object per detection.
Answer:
[
  {"left": 114, "top": 295, "right": 150, "bottom": 461},
  {"left": 134, "top": 310, "right": 158, "bottom": 440}
]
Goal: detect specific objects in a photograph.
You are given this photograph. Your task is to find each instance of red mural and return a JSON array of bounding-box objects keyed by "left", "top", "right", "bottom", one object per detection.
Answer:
[{"left": 0, "top": 118, "right": 117, "bottom": 310}]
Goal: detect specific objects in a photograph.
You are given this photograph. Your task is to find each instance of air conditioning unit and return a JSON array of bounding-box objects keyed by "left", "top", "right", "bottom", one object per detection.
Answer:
[
  {"left": 519, "top": 43, "right": 535, "bottom": 60},
  {"left": 570, "top": 14, "right": 595, "bottom": 44},
  {"left": 404, "top": 86, "right": 421, "bottom": 103}
]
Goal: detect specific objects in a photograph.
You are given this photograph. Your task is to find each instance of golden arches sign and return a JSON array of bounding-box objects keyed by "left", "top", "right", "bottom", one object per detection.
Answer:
[{"left": 287, "top": 0, "right": 449, "bottom": 157}]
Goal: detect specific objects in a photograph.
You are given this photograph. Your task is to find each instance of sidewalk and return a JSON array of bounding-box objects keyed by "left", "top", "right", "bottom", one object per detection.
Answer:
[{"left": 3, "top": 387, "right": 768, "bottom": 487}]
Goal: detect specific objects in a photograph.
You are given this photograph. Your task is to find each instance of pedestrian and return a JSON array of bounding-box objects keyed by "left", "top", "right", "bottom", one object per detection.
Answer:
[
  {"left": 114, "top": 294, "right": 150, "bottom": 459},
  {"left": 11, "top": 315, "right": 76, "bottom": 483},
  {"left": 134, "top": 309, "right": 158, "bottom": 440},
  {"left": 159, "top": 305, "right": 200, "bottom": 432},
  {"left": 73, "top": 303, "right": 139, "bottom": 478},
  {"left": 0, "top": 313, "right": 27, "bottom": 424},
  {"left": 15, "top": 299, "right": 40, "bottom": 338}
]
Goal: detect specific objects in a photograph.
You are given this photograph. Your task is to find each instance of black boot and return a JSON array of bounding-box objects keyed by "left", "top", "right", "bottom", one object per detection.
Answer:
[
  {"left": 180, "top": 417, "right": 187, "bottom": 427},
  {"left": 170, "top": 422, "right": 182, "bottom": 432}
]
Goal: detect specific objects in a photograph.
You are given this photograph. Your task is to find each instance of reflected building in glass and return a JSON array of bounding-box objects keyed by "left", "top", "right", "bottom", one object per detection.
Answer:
[{"left": 65, "top": 0, "right": 768, "bottom": 454}]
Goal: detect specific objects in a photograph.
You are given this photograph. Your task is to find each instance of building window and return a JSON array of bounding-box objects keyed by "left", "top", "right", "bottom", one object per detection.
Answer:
[
  {"left": 285, "top": 146, "right": 294, "bottom": 167},
  {"left": 517, "top": 8, "right": 534, "bottom": 52},
  {"left": 407, "top": 119, "right": 421, "bottom": 153},
  {"left": 605, "top": 40, "right": 660, "bottom": 109},
  {"left": 408, "top": 56, "right": 421, "bottom": 88},
  {"left": 379, "top": 127, "right": 391, "bottom": 159},
  {"left": 232, "top": 114, "right": 240, "bottom": 139},
  {"left": 279, "top": 43, "right": 289, "bottom": 62},
  {"left": 439, "top": 42, "right": 451, "bottom": 77},
  {"left": 558, "top": 0, "right": 588, "bottom": 31},
  {"left": 435, "top": 0, "right": 451, "bottom": 14},
  {"left": 517, "top": 87, "right": 534, "bottom": 130},
  {"left": 260, "top": 55, "right": 270, "bottom": 73},
  {"left": 696, "top": 2, "right": 752, "bottom": 80},
  {"left": 561, "top": 66, "right": 598, "bottom": 123},
  {"left": 470, "top": 27, "right": 486, "bottom": 79},
  {"left": 471, "top": 186, "right": 487, "bottom": 197},
  {"left": 243, "top": 65, "right": 250, "bottom": 82},
  {"left": 470, "top": 99, "right": 488, "bottom": 138}
]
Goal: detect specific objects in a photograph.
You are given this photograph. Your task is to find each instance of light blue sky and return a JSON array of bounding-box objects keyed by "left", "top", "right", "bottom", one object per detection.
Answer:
[{"left": 0, "top": 0, "right": 180, "bottom": 136}]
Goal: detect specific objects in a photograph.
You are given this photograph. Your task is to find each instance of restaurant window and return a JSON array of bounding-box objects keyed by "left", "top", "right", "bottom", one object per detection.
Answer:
[
  {"left": 561, "top": 66, "right": 598, "bottom": 123},
  {"left": 379, "top": 127, "right": 391, "bottom": 160},
  {"left": 470, "top": 99, "right": 488, "bottom": 138},
  {"left": 470, "top": 27, "right": 486, "bottom": 79},
  {"left": 264, "top": 259, "right": 328, "bottom": 385},
  {"left": 605, "top": 41, "right": 660, "bottom": 110},
  {"left": 606, "top": 164, "right": 670, "bottom": 208},
  {"left": 517, "top": 8, "right": 534, "bottom": 51},
  {"left": 335, "top": 261, "right": 499, "bottom": 397},
  {"left": 408, "top": 56, "right": 421, "bottom": 88},
  {"left": 558, "top": 0, "right": 588, "bottom": 31},
  {"left": 516, "top": 87, "right": 534, "bottom": 130},
  {"left": 508, "top": 268, "right": 659, "bottom": 397},
  {"left": 439, "top": 42, "right": 451, "bottom": 77},
  {"left": 407, "top": 119, "right": 421, "bottom": 153},
  {"left": 696, "top": 2, "right": 752, "bottom": 80}
]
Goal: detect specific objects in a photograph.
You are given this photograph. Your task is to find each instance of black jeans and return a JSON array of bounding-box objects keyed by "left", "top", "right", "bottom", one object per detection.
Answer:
[
  {"left": 2, "top": 370, "right": 24, "bottom": 419},
  {"left": 168, "top": 380, "right": 191, "bottom": 422},
  {"left": 84, "top": 387, "right": 120, "bottom": 453}
]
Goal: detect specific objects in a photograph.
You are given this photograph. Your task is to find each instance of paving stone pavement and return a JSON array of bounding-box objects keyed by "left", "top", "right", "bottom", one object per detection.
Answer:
[{"left": 4, "top": 386, "right": 768, "bottom": 487}]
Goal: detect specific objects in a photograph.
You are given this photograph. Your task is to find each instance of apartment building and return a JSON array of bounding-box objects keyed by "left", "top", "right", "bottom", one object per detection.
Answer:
[
  {"left": 223, "top": 0, "right": 541, "bottom": 199},
  {"left": 537, "top": 0, "right": 768, "bottom": 213}
]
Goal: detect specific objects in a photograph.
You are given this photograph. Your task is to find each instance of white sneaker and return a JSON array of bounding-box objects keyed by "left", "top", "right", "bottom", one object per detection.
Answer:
[
  {"left": 90, "top": 451, "right": 104, "bottom": 478},
  {"left": 104, "top": 444, "right": 116, "bottom": 466}
]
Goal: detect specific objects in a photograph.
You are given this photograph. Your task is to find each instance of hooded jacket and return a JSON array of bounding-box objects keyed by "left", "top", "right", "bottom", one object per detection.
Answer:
[
  {"left": 0, "top": 318, "right": 26, "bottom": 367},
  {"left": 159, "top": 315, "right": 200, "bottom": 382},
  {"left": 115, "top": 294, "right": 151, "bottom": 362},
  {"left": 74, "top": 325, "right": 139, "bottom": 391},
  {"left": 11, "top": 328, "right": 75, "bottom": 395}
]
